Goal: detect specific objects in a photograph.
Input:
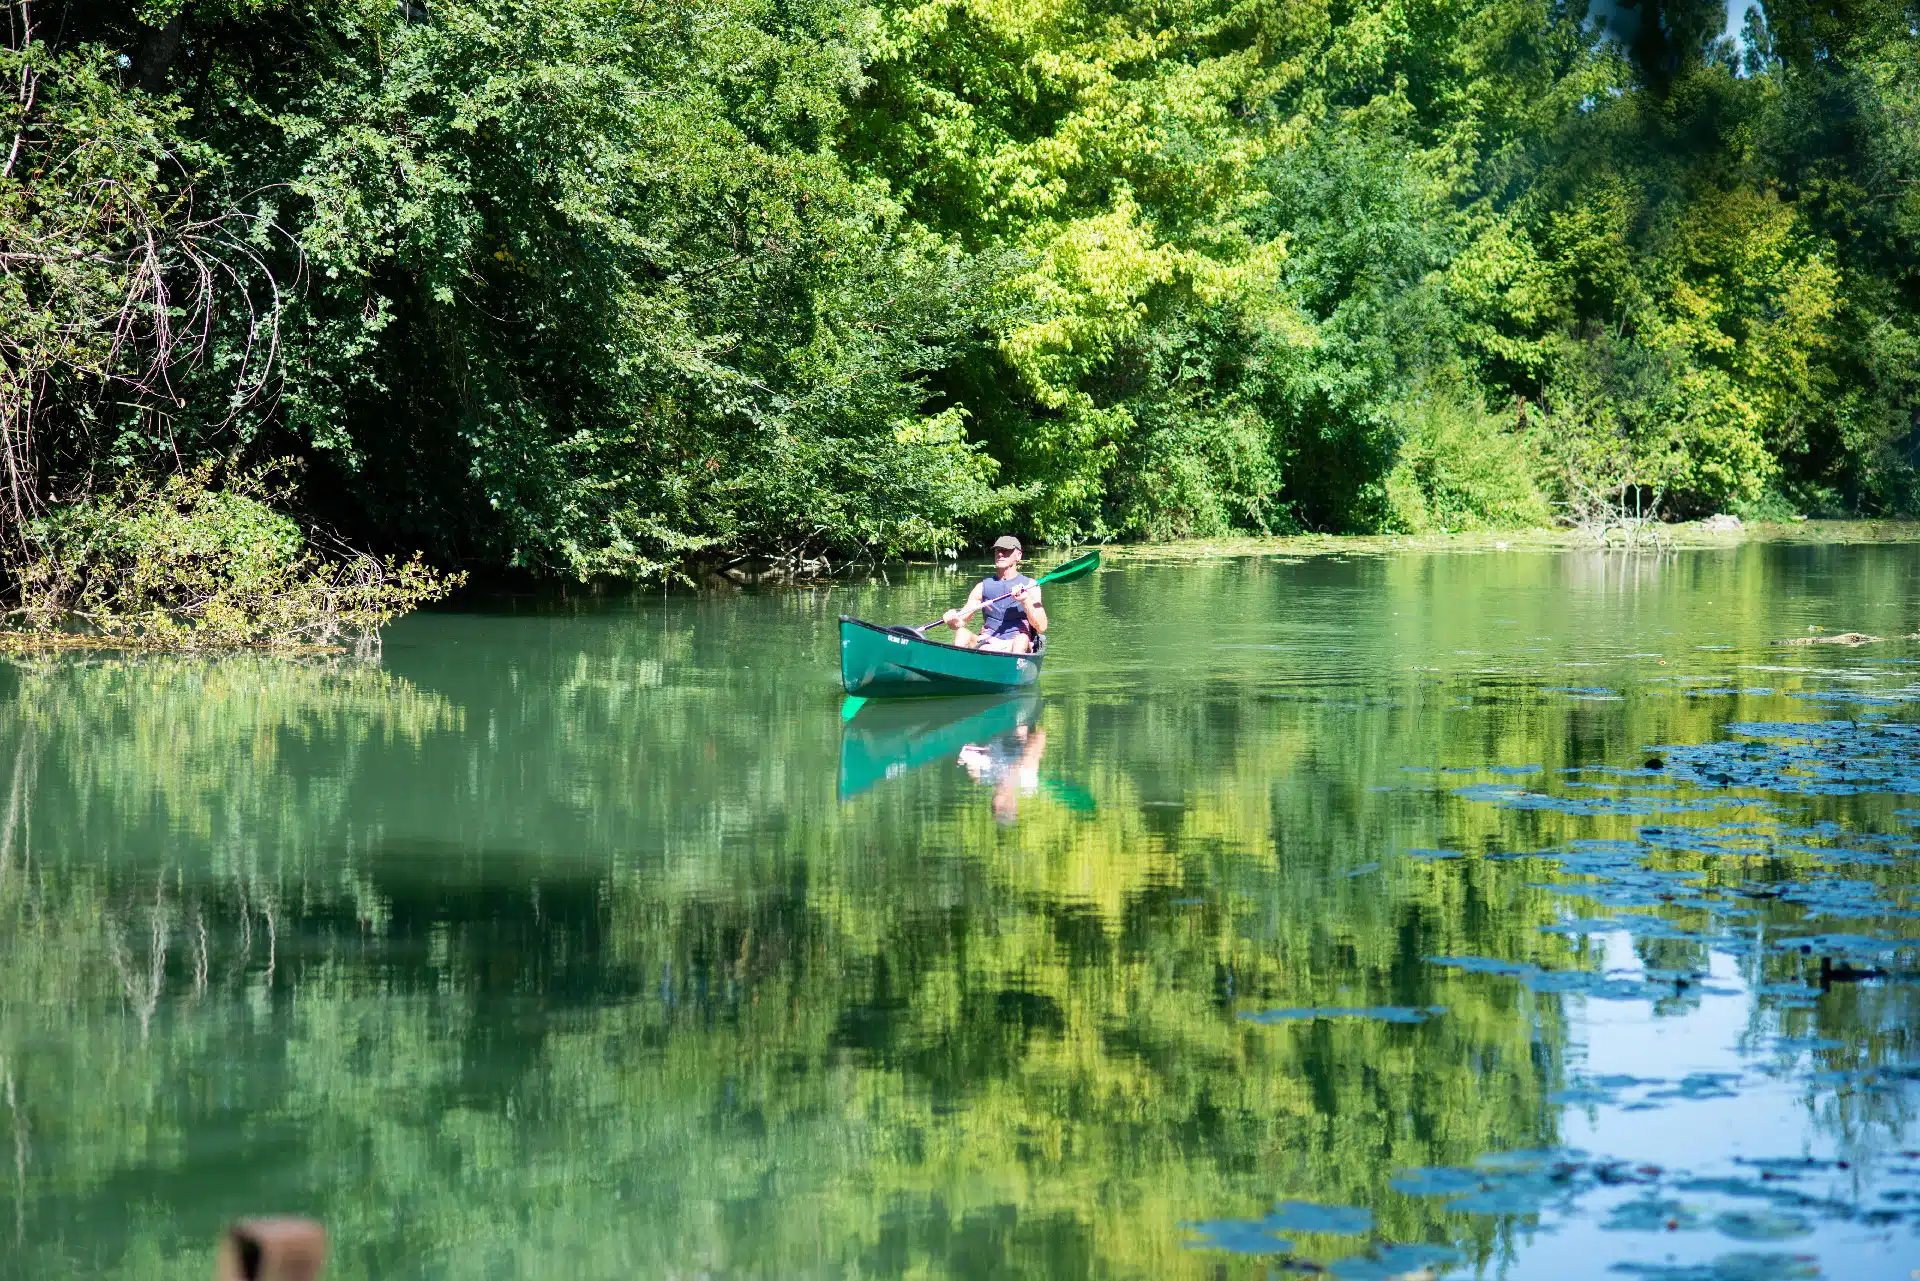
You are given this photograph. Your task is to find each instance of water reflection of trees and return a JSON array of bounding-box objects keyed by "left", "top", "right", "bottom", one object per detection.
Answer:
[{"left": 0, "top": 564, "right": 1915, "bottom": 1276}]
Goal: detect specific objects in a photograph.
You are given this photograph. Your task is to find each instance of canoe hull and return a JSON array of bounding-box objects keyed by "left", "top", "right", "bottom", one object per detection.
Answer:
[{"left": 839, "top": 616, "right": 1043, "bottom": 697}]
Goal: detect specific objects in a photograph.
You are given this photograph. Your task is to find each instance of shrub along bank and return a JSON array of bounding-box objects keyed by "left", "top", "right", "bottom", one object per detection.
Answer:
[{"left": 4, "top": 465, "right": 458, "bottom": 651}]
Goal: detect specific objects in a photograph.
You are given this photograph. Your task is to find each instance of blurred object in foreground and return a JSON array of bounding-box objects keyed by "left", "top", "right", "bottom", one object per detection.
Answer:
[{"left": 212, "top": 1218, "right": 327, "bottom": 1281}]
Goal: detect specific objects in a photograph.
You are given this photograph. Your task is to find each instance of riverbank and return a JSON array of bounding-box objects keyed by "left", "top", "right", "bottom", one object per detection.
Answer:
[
  {"left": 10, "top": 518, "right": 1912, "bottom": 648},
  {"left": 443, "top": 517, "right": 1920, "bottom": 604},
  {"left": 1092, "top": 518, "right": 1920, "bottom": 565}
]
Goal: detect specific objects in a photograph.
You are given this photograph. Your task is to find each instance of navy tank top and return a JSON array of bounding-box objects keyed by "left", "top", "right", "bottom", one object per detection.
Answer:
[{"left": 979, "top": 574, "right": 1035, "bottom": 638}]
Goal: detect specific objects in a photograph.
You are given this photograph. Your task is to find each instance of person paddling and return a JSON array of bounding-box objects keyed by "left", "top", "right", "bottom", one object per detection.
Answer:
[{"left": 945, "top": 536, "right": 1048, "bottom": 652}]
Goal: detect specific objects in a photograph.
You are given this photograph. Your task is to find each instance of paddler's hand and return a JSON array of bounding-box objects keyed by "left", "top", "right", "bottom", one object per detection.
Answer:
[
  {"left": 942, "top": 608, "right": 963, "bottom": 627},
  {"left": 1015, "top": 584, "right": 1042, "bottom": 607}
]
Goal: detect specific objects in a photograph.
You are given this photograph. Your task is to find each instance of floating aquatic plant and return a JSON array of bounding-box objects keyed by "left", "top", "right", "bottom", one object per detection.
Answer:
[
  {"left": 1241, "top": 1005, "right": 1444, "bottom": 1025},
  {"left": 1181, "top": 1200, "right": 1377, "bottom": 1254},
  {"left": 1602, "top": 1196, "right": 1702, "bottom": 1232},
  {"left": 1609, "top": 1252, "right": 1819, "bottom": 1280},
  {"left": 1267, "top": 1201, "right": 1375, "bottom": 1235},
  {"left": 1327, "top": 1244, "right": 1465, "bottom": 1279}
]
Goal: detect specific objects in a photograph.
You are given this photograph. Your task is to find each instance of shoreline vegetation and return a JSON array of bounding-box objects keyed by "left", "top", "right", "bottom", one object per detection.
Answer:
[
  {"left": 5, "top": 516, "right": 1919, "bottom": 656},
  {"left": 2, "top": 3, "right": 1916, "bottom": 647},
  {"left": 1096, "top": 518, "right": 1920, "bottom": 563},
  {"left": 0, "top": 464, "right": 460, "bottom": 654}
]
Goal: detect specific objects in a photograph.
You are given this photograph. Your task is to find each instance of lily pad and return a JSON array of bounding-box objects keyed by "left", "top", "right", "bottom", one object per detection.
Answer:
[
  {"left": 1539, "top": 917, "right": 1630, "bottom": 936},
  {"left": 1646, "top": 1074, "right": 1743, "bottom": 1102},
  {"left": 1733, "top": 1158, "right": 1838, "bottom": 1179},
  {"left": 1770, "top": 933, "right": 1909, "bottom": 959},
  {"left": 1180, "top": 1218, "right": 1291, "bottom": 1254},
  {"left": 1449, "top": 1184, "right": 1562, "bottom": 1215},
  {"left": 1390, "top": 1166, "right": 1484, "bottom": 1197},
  {"left": 1328, "top": 1244, "right": 1464, "bottom": 1280},
  {"left": 1713, "top": 1210, "right": 1812, "bottom": 1241},
  {"left": 1610, "top": 1254, "right": 1819, "bottom": 1281},
  {"left": 1241, "top": 1005, "right": 1443, "bottom": 1025},
  {"left": 1425, "top": 955, "right": 1538, "bottom": 978},
  {"left": 1184, "top": 1199, "right": 1378, "bottom": 1254},
  {"left": 1267, "top": 1201, "right": 1375, "bottom": 1235},
  {"left": 1604, "top": 1197, "right": 1703, "bottom": 1232}
]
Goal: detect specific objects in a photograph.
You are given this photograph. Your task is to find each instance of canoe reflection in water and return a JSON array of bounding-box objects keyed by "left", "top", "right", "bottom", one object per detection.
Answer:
[{"left": 838, "top": 693, "right": 1044, "bottom": 816}]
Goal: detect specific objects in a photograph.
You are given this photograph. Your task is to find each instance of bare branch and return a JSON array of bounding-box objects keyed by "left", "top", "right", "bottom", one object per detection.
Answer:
[
  {"left": 0, "top": 1, "right": 34, "bottom": 181},
  {"left": 0, "top": 52, "right": 302, "bottom": 543}
]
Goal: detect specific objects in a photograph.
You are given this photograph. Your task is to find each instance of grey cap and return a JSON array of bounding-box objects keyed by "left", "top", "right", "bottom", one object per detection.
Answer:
[{"left": 991, "top": 535, "right": 1022, "bottom": 553}]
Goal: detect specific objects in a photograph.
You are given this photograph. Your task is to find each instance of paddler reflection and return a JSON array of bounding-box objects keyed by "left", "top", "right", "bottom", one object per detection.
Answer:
[{"left": 957, "top": 722, "right": 1047, "bottom": 824}]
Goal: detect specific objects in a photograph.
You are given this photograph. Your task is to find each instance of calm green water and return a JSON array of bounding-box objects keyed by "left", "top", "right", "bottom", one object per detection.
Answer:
[{"left": 4, "top": 543, "right": 1920, "bottom": 1279}]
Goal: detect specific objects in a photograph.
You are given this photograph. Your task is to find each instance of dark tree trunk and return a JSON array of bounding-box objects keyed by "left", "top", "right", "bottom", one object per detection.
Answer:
[{"left": 135, "top": 10, "right": 185, "bottom": 93}]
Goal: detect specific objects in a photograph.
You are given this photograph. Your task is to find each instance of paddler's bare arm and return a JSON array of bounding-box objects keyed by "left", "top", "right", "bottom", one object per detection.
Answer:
[
  {"left": 943, "top": 583, "right": 985, "bottom": 629},
  {"left": 1019, "top": 584, "right": 1047, "bottom": 634}
]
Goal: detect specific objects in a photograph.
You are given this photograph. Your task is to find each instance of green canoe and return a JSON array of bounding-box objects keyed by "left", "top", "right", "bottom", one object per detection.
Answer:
[
  {"left": 838, "top": 616, "right": 1044, "bottom": 697},
  {"left": 839, "top": 692, "right": 1041, "bottom": 799}
]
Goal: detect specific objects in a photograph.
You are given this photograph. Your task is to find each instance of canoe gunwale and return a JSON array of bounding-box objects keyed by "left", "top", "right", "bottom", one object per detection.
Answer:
[{"left": 837, "top": 615, "right": 1047, "bottom": 656}]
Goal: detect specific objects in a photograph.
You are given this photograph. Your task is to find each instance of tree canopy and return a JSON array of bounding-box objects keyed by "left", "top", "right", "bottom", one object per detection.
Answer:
[{"left": 3, "top": 0, "right": 1917, "bottom": 577}]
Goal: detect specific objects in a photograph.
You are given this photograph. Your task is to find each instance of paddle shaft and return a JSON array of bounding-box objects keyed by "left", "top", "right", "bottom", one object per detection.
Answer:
[
  {"left": 906, "top": 545, "right": 1105, "bottom": 637},
  {"left": 911, "top": 561, "right": 1079, "bottom": 635},
  {"left": 916, "top": 582, "right": 1037, "bottom": 634}
]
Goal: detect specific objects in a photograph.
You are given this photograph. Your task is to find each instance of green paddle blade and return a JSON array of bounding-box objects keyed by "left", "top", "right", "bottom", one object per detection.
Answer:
[{"left": 1034, "top": 549, "right": 1100, "bottom": 586}]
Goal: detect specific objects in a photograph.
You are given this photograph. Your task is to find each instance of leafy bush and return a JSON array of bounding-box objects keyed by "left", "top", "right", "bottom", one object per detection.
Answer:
[
  {"left": 1385, "top": 382, "right": 1550, "bottom": 533},
  {"left": 7, "top": 465, "right": 460, "bottom": 651},
  {"left": 1727, "top": 488, "right": 1806, "bottom": 523}
]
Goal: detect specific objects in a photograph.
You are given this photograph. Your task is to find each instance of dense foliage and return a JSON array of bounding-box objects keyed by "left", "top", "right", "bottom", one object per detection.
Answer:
[
  {"left": 8, "top": 462, "right": 457, "bottom": 649},
  {"left": 3, "top": 0, "right": 1917, "bottom": 578}
]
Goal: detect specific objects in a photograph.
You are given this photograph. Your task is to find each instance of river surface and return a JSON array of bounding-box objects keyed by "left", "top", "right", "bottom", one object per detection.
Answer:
[{"left": 4, "top": 541, "right": 1920, "bottom": 1280}]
